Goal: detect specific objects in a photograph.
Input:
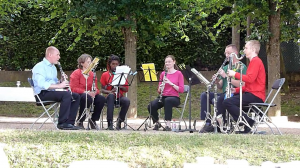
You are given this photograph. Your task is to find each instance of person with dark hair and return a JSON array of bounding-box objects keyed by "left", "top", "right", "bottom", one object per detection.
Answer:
[
  {"left": 147, "top": 55, "right": 184, "bottom": 131},
  {"left": 70, "top": 54, "right": 106, "bottom": 129},
  {"left": 224, "top": 40, "right": 265, "bottom": 134},
  {"left": 32, "top": 46, "right": 80, "bottom": 130},
  {"left": 199, "top": 44, "right": 247, "bottom": 133},
  {"left": 100, "top": 54, "right": 130, "bottom": 130}
]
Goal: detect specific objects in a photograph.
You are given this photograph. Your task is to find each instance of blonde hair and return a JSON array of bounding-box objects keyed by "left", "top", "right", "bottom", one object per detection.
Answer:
[
  {"left": 247, "top": 40, "right": 260, "bottom": 54},
  {"left": 77, "top": 54, "right": 92, "bottom": 69}
]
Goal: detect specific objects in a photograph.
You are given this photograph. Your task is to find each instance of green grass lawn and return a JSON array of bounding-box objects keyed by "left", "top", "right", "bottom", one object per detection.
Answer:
[
  {"left": 1, "top": 130, "right": 300, "bottom": 167},
  {"left": 0, "top": 81, "right": 298, "bottom": 119}
]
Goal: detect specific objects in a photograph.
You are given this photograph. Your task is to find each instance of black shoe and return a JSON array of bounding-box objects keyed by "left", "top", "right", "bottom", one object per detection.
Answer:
[
  {"left": 76, "top": 122, "right": 85, "bottom": 130},
  {"left": 199, "top": 124, "right": 214, "bottom": 133},
  {"left": 116, "top": 119, "right": 122, "bottom": 130},
  {"left": 88, "top": 120, "right": 98, "bottom": 130},
  {"left": 57, "top": 123, "right": 80, "bottom": 130},
  {"left": 153, "top": 122, "right": 162, "bottom": 130},
  {"left": 108, "top": 121, "right": 114, "bottom": 130},
  {"left": 163, "top": 126, "right": 171, "bottom": 131}
]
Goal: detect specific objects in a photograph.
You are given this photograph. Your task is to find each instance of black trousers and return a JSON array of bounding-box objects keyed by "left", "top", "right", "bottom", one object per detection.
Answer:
[
  {"left": 200, "top": 92, "right": 226, "bottom": 124},
  {"left": 106, "top": 94, "right": 130, "bottom": 121},
  {"left": 223, "top": 92, "right": 263, "bottom": 125},
  {"left": 38, "top": 90, "right": 80, "bottom": 125},
  {"left": 77, "top": 93, "right": 106, "bottom": 122},
  {"left": 147, "top": 96, "right": 180, "bottom": 123}
]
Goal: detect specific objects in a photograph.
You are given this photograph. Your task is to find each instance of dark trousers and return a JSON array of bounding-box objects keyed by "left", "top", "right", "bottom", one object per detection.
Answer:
[
  {"left": 147, "top": 96, "right": 180, "bottom": 123},
  {"left": 106, "top": 94, "right": 130, "bottom": 121},
  {"left": 38, "top": 90, "right": 80, "bottom": 125},
  {"left": 200, "top": 92, "right": 226, "bottom": 124},
  {"left": 77, "top": 93, "right": 106, "bottom": 122},
  {"left": 223, "top": 92, "right": 263, "bottom": 125}
]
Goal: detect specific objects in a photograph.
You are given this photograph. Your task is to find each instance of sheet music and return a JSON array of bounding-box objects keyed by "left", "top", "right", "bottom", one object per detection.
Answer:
[
  {"left": 142, "top": 63, "right": 158, "bottom": 81},
  {"left": 112, "top": 65, "right": 131, "bottom": 86}
]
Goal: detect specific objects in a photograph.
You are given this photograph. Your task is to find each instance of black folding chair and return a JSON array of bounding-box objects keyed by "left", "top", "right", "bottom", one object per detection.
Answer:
[
  {"left": 247, "top": 78, "right": 285, "bottom": 135},
  {"left": 28, "top": 78, "right": 60, "bottom": 129}
]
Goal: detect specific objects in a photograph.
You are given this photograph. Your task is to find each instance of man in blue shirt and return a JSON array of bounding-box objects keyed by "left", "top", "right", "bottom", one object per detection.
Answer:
[{"left": 32, "top": 46, "right": 80, "bottom": 130}]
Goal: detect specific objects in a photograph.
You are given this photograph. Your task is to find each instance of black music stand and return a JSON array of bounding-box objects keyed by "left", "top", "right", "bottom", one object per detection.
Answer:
[
  {"left": 108, "top": 69, "right": 136, "bottom": 131},
  {"left": 137, "top": 65, "right": 160, "bottom": 131},
  {"left": 178, "top": 64, "right": 200, "bottom": 133}
]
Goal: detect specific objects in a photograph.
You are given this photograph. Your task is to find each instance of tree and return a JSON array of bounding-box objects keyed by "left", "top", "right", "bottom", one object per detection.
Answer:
[
  {"left": 35, "top": 0, "right": 208, "bottom": 118},
  {"left": 212, "top": 0, "right": 299, "bottom": 116}
]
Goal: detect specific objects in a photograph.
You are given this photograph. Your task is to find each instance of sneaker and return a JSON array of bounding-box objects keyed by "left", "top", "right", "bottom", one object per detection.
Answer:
[
  {"left": 163, "top": 126, "right": 171, "bottom": 131},
  {"left": 199, "top": 124, "right": 214, "bottom": 133},
  {"left": 235, "top": 119, "right": 255, "bottom": 134},
  {"left": 76, "top": 122, "right": 85, "bottom": 130},
  {"left": 153, "top": 122, "right": 162, "bottom": 130}
]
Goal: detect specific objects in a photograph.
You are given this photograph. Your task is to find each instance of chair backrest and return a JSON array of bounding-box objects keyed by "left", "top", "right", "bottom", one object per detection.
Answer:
[
  {"left": 183, "top": 85, "right": 189, "bottom": 93},
  {"left": 265, "top": 78, "right": 285, "bottom": 105},
  {"left": 28, "top": 78, "right": 34, "bottom": 87}
]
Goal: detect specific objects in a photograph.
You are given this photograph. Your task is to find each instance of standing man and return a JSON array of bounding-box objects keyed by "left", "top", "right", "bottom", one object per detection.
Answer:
[
  {"left": 224, "top": 40, "right": 266, "bottom": 134},
  {"left": 32, "top": 46, "right": 80, "bottom": 130},
  {"left": 199, "top": 44, "right": 247, "bottom": 133}
]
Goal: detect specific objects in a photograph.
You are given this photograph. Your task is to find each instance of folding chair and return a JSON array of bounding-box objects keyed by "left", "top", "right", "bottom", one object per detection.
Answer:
[
  {"left": 247, "top": 78, "right": 285, "bottom": 135},
  {"left": 158, "top": 85, "right": 189, "bottom": 130},
  {"left": 28, "top": 78, "right": 60, "bottom": 130},
  {"left": 100, "top": 93, "right": 135, "bottom": 130}
]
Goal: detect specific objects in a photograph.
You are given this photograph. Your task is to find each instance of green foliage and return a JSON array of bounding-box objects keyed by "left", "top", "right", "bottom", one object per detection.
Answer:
[
  {"left": 210, "top": 0, "right": 299, "bottom": 43},
  {"left": 0, "top": 1, "right": 231, "bottom": 70}
]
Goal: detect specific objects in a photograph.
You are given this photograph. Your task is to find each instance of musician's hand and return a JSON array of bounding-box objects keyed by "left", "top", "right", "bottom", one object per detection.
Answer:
[
  {"left": 227, "top": 70, "right": 236, "bottom": 77},
  {"left": 59, "top": 81, "right": 69, "bottom": 88},
  {"left": 219, "top": 69, "right": 226, "bottom": 78},
  {"left": 60, "top": 73, "right": 68, "bottom": 81},
  {"left": 111, "top": 88, "right": 117, "bottom": 92},
  {"left": 88, "top": 92, "right": 96, "bottom": 98},
  {"left": 163, "top": 77, "right": 171, "bottom": 84},
  {"left": 230, "top": 88, "right": 236, "bottom": 94}
]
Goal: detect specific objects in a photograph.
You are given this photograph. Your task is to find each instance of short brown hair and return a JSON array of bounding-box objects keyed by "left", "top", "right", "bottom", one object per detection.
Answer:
[
  {"left": 77, "top": 54, "right": 92, "bottom": 69},
  {"left": 164, "top": 55, "right": 179, "bottom": 70},
  {"left": 247, "top": 40, "right": 260, "bottom": 54}
]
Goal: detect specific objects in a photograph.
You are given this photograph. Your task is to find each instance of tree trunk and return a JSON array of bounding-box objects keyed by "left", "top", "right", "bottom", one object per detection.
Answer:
[
  {"left": 280, "top": 49, "right": 289, "bottom": 94},
  {"left": 232, "top": 3, "right": 240, "bottom": 52},
  {"left": 246, "top": 15, "right": 251, "bottom": 65},
  {"left": 266, "top": 0, "right": 281, "bottom": 116},
  {"left": 123, "top": 16, "right": 137, "bottom": 118}
]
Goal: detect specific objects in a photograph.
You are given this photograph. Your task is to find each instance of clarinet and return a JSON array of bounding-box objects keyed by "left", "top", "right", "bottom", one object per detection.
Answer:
[
  {"left": 158, "top": 68, "right": 168, "bottom": 103},
  {"left": 90, "top": 69, "right": 97, "bottom": 114},
  {"left": 57, "top": 62, "right": 75, "bottom": 101}
]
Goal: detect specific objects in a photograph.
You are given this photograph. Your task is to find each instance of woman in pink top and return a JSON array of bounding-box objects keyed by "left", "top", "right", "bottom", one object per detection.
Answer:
[{"left": 148, "top": 55, "right": 184, "bottom": 131}]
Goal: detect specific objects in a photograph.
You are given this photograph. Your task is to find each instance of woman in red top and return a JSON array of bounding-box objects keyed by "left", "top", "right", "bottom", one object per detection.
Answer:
[
  {"left": 100, "top": 55, "right": 130, "bottom": 130},
  {"left": 70, "top": 54, "right": 105, "bottom": 129}
]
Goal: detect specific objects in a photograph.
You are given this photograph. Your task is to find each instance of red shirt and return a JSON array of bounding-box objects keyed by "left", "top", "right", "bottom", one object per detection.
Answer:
[
  {"left": 234, "top": 56, "right": 266, "bottom": 102},
  {"left": 100, "top": 71, "right": 129, "bottom": 98},
  {"left": 70, "top": 69, "right": 100, "bottom": 94}
]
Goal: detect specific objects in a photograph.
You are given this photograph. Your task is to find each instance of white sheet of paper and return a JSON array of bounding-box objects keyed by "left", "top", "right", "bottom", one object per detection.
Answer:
[{"left": 111, "top": 65, "right": 131, "bottom": 86}]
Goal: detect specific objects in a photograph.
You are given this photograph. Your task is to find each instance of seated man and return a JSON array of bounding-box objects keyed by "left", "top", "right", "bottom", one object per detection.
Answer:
[
  {"left": 224, "top": 40, "right": 266, "bottom": 134},
  {"left": 199, "top": 44, "right": 247, "bottom": 133},
  {"left": 32, "top": 46, "right": 80, "bottom": 130}
]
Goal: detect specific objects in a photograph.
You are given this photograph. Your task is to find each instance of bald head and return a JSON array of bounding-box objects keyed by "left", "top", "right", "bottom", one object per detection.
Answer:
[{"left": 45, "top": 46, "right": 60, "bottom": 64}]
